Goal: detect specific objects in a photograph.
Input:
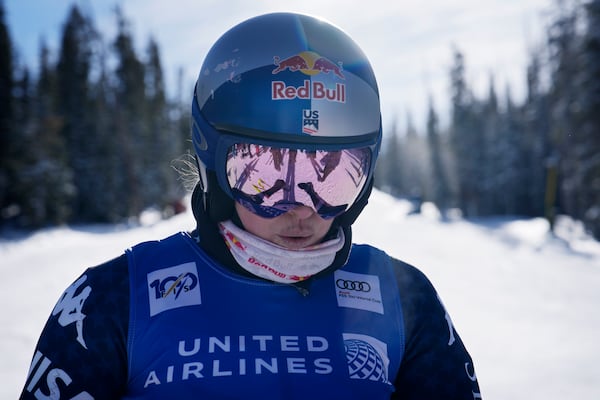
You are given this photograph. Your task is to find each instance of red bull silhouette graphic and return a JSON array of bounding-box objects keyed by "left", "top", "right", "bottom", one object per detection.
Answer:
[
  {"left": 272, "top": 51, "right": 344, "bottom": 79},
  {"left": 313, "top": 57, "right": 344, "bottom": 79},
  {"left": 272, "top": 55, "right": 310, "bottom": 74}
]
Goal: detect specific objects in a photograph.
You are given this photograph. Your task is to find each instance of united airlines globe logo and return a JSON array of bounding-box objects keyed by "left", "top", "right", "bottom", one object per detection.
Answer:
[{"left": 344, "top": 338, "right": 388, "bottom": 382}]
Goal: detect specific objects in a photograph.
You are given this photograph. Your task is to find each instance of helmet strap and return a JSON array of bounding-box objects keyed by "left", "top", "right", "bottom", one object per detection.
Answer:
[{"left": 191, "top": 172, "right": 234, "bottom": 224}]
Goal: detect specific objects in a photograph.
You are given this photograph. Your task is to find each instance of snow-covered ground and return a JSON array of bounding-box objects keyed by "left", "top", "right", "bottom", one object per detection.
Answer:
[{"left": 2, "top": 189, "right": 599, "bottom": 399}]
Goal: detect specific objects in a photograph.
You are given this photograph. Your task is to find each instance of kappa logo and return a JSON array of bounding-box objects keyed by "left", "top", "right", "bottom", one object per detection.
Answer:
[
  {"left": 343, "top": 333, "right": 390, "bottom": 383},
  {"left": 52, "top": 274, "right": 91, "bottom": 349},
  {"left": 147, "top": 262, "right": 201, "bottom": 316},
  {"left": 334, "top": 270, "right": 384, "bottom": 314}
]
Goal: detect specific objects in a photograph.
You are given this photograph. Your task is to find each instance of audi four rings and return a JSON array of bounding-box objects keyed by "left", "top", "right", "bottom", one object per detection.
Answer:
[{"left": 335, "top": 279, "right": 372, "bottom": 292}]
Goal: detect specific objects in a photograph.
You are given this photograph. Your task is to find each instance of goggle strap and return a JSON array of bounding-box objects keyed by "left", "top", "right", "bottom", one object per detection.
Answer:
[{"left": 335, "top": 177, "right": 374, "bottom": 227}]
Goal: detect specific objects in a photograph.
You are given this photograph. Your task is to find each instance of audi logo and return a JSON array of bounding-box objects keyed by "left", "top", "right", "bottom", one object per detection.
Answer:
[{"left": 336, "top": 279, "right": 371, "bottom": 292}]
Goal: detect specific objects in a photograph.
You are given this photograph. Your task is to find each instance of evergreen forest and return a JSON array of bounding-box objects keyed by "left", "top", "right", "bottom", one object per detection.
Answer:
[{"left": 1, "top": 1, "right": 599, "bottom": 240}]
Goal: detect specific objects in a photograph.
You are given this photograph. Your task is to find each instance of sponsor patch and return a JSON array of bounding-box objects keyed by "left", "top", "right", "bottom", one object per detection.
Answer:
[
  {"left": 343, "top": 333, "right": 390, "bottom": 383},
  {"left": 334, "top": 270, "right": 383, "bottom": 314},
  {"left": 147, "top": 262, "right": 201, "bottom": 316}
]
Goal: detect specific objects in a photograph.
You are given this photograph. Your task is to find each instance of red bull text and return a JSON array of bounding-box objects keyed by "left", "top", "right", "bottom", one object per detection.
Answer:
[
  {"left": 271, "top": 52, "right": 346, "bottom": 103},
  {"left": 272, "top": 80, "right": 346, "bottom": 103}
]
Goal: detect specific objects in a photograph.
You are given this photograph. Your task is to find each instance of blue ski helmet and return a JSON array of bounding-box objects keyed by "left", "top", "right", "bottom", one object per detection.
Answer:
[{"left": 192, "top": 12, "right": 382, "bottom": 224}]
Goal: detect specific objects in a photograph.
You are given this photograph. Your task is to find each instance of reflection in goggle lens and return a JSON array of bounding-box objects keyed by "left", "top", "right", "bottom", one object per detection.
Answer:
[{"left": 226, "top": 144, "right": 371, "bottom": 219}]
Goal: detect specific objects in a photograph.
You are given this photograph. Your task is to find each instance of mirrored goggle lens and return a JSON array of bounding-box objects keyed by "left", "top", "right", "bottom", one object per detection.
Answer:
[{"left": 226, "top": 144, "right": 371, "bottom": 219}]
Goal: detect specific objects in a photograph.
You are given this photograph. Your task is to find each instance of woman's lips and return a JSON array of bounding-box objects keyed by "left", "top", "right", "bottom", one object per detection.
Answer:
[{"left": 276, "top": 233, "right": 315, "bottom": 249}]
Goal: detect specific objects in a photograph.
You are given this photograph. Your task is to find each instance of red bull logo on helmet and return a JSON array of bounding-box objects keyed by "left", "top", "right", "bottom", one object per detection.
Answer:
[
  {"left": 272, "top": 51, "right": 346, "bottom": 103},
  {"left": 273, "top": 51, "right": 344, "bottom": 79}
]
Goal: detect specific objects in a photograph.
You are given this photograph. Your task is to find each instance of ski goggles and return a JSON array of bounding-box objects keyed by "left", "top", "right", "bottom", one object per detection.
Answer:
[{"left": 225, "top": 143, "right": 372, "bottom": 219}]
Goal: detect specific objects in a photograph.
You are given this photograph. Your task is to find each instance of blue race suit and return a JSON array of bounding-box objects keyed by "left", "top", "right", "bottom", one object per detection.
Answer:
[{"left": 20, "top": 231, "right": 481, "bottom": 399}]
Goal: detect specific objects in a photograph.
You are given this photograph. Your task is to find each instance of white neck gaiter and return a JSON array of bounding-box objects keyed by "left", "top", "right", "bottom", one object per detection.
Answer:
[{"left": 219, "top": 220, "right": 345, "bottom": 283}]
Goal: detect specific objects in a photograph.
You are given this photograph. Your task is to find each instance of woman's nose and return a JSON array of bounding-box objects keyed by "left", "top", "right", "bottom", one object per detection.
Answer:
[{"left": 288, "top": 205, "right": 316, "bottom": 220}]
